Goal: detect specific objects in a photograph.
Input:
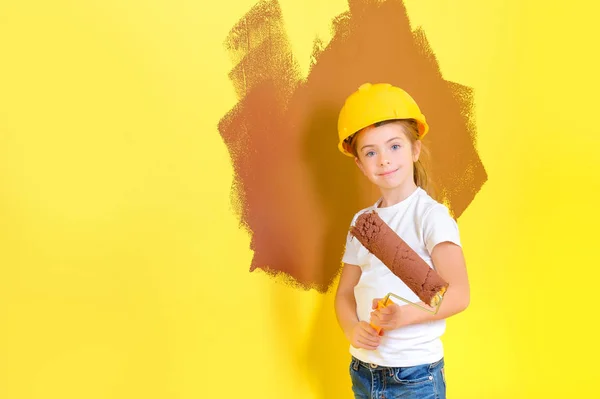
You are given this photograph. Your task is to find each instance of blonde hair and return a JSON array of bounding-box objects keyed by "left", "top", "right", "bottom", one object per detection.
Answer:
[{"left": 343, "top": 119, "right": 435, "bottom": 198}]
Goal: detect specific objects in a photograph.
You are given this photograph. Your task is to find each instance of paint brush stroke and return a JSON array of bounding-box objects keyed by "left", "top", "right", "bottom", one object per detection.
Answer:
[{"left": 218, "top": 0, "right": 487, "bottom": 292}]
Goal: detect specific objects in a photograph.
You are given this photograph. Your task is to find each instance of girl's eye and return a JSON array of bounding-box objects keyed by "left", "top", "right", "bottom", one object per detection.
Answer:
[
  {"left": 365, "top": 151, "right": 375, "bottom": 157},
  {"left": 391, "top": 144, "right": 401, "bottom": 150}
]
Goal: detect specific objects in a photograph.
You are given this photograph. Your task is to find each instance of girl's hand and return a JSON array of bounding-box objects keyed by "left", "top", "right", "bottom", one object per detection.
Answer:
[
  {"left": 370, "top": 298, "right": 402, "bottom": 331},
  {"left": 347, "top": 321, "right": 381, "bottom": 350}
]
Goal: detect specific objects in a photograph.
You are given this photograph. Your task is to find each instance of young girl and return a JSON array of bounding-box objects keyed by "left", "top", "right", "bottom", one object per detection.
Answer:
[{"left": 334, "top": 83, "right": 470, "bottom": 399}]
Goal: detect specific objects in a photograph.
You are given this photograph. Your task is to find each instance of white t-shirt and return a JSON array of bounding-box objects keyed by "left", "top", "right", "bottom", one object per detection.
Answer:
[{"left": 342, "top": 187, "right": 461, "bottom": 367}]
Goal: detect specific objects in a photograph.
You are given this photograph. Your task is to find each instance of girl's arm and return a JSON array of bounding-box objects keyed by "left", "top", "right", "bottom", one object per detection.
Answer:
[
  {"left": 370, "top": 241, "right": 470, "bottom": 329},
  {"left": 335, "top": 263, "right": 381, "bottom": 350}
]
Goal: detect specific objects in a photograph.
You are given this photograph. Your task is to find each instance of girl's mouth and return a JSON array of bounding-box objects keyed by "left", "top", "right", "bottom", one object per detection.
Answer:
[{"left": 379, "top": 168, "right": 399, "bottom": 177}]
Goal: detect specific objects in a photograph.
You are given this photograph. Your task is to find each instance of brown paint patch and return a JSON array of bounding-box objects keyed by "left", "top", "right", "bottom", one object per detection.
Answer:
[{"left": 219, "top": 0, "right": 487, "bottom": 292}]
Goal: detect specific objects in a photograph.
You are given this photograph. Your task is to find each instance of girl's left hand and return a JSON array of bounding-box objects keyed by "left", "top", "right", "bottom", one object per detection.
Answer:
[{"left": 370, "top": 298, "right": 402, "bottom": 331}]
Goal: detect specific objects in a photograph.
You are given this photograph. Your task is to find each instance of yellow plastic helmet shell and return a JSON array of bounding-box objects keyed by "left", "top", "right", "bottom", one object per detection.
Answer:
[{"left": 337, "top": 83, "right": 429, "bottom": 157}]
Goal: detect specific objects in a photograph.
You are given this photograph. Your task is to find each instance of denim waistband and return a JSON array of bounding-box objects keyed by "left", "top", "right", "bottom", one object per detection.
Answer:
[{"left": 351, "top": 356, "right": 444, "bottom": 372}]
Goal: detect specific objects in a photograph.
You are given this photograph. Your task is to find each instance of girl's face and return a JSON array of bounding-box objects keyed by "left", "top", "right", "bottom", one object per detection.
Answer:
[{"left": 354, "top": 122, "right": 421, "bottom": 192}]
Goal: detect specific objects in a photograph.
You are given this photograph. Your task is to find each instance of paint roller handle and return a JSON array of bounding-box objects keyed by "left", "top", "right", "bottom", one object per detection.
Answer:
[{"left": 369, "top": 296, "right": 392, "bottom": 335}]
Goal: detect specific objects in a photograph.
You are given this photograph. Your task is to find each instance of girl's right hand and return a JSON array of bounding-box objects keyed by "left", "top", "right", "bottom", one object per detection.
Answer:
[{"left": 347, "top": 321, "right": 381, "bottom": 350}]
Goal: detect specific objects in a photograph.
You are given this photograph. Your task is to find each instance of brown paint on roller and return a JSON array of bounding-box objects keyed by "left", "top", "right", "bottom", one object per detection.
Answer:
[
  {"left": 351, "top": 211, "right": 448, "bottom": 306},
  {"left": 218, "top": 0, "right": 487, "bottom": 292}
]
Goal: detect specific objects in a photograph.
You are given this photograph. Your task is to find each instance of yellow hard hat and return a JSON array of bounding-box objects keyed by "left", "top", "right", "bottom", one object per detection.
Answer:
[{"left": 337, "top": 83, "right": 429, "bottom": 156}]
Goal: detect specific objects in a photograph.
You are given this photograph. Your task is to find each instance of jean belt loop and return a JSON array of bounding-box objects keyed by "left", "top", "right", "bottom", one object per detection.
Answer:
[{"left": 352, "top": 357, "right": 359, "bottom": 371}]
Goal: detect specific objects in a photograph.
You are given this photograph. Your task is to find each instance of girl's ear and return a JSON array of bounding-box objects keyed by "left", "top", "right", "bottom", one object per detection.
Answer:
[{"left": 412, "top": 140, "right": 422, "bottom": 163}]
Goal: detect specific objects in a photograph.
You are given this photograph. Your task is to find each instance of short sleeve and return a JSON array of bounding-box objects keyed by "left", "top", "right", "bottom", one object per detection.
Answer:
[
  {"left": 422, "top": 204, "right": 462, "bottom": 254},
  {"left": 341, "top": 215, "right": 361, "bottom": 265}
]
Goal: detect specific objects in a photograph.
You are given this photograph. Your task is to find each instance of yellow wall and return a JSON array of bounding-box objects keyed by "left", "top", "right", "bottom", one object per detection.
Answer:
[{"left": 1, "top": 1, "right": 598, "bottom": 398}]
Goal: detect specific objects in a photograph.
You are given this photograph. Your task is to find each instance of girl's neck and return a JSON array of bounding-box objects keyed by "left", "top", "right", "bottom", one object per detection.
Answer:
[{"left": 378, "top": 182, "right": 418, "bottom": 208}]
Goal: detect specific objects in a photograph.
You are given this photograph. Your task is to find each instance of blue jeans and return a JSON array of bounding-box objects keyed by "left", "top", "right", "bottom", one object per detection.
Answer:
[{"left": 349, "top": 356, "right": 446, "bottom": 399}]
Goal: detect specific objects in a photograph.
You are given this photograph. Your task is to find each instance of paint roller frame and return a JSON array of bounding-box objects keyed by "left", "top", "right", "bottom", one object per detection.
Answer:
[
  {"left": 370, "top": 290, "right": 446, "bottom": 334},
  {"left": 380, "top": 290, "right": 445, "bottom": 314}
]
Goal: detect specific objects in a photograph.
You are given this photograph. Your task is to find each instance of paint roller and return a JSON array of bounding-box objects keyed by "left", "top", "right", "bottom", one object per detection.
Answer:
[{"left": 349, "top": 210, "right": 449, "bottom": 334}]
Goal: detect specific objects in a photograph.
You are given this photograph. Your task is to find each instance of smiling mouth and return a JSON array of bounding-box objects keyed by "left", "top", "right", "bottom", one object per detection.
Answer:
[{"left": 378, "top": 168, "right": 399, "bottom": 176}]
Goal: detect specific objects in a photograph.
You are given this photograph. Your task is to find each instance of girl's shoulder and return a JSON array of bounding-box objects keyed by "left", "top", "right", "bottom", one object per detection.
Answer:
[
  {"left": 412, "top": 188, "right": 451, "bottom": 217},
  {"left": 415, "top": 190, "right": 459, "bottom": 238}
]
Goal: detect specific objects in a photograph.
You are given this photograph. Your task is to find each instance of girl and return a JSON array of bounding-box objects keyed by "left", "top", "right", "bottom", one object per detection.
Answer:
[{"left": 334, "top": 83, "right": 470, "bottom": 399}]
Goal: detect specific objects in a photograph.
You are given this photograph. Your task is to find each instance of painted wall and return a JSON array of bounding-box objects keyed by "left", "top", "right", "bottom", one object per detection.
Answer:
[{"left": 1, "top": 1, "right": 598, "bottom": 398}]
